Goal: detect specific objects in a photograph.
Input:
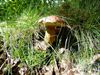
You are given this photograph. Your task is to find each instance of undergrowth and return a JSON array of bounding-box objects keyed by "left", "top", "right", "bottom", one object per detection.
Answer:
[{"left": 0, "top": 0, "right": 100, "bottom": 74}]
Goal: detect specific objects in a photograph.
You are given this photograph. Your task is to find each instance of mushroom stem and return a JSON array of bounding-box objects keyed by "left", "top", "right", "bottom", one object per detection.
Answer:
[{"left": 44, "top": 26, "right": 56, "bottom": 45}]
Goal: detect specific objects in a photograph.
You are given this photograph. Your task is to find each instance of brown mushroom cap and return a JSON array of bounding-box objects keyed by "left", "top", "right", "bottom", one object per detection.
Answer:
[
  {"left": 38, "top": 15, "right": 65, "bottom": 45},
  {"left": 38, "top": 15, "right": 65, "bottom": 26}
]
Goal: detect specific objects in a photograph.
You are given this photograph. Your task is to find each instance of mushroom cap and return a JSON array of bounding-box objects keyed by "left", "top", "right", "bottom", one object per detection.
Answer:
[{"left": 38, "top": 15, "right": 65, "bottom": 26}]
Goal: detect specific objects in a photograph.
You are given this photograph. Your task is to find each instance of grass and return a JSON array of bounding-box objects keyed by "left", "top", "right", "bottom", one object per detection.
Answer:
[{"left": 0, "top": 0, "right": 100, "bottom": 74}]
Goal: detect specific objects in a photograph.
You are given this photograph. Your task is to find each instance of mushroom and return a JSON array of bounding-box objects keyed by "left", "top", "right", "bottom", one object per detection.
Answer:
[{"left": 38, "top": 15, "right": 65, "bottom": 45}]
